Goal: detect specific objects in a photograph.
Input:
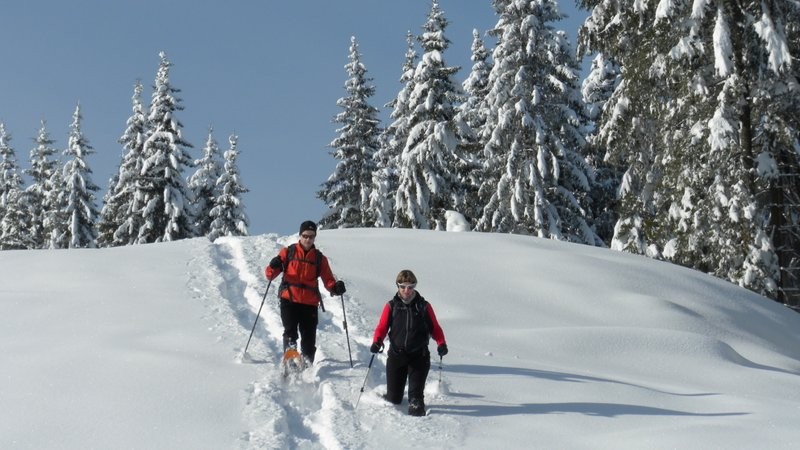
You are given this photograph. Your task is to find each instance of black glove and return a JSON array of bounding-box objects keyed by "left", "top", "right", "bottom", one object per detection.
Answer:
[
  {"left": 332, "top": 280, "right": 346, "bottom": 295},
  {"left": 269, "top": 256, "right": 282, "bottom": 270},
  {"left": 437, "top": 344, "right": 448, "bottom": 357},
  {"left": 370, "top": 342, "right": 384, "bottom": 353}
]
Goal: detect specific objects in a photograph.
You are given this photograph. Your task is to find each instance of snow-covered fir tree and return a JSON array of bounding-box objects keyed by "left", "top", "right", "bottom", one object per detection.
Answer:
[
  {"left": 780, "top": 6, "right": 800, "bottom": 304},
  {"left": 578, "top": 0, "right": 705, "bottom": 258},
  {"left": 208, "top": 134, "right": 249, "bottom": 241},
  {"left": 44, "top": 162, "right": 69, "bottom": 249},
  {"left": 460, "top": 29, "right": 492, "bottom": 134},
  {"left": 758, "top": 3, "right": 800, "bottom": 305},
  {"left": 476, "top": 0, "right": 599, "bottom": 244},
  {"left": 97, "top": 171, "right": 121, "bottom": 246},
  {"left": 578, "top": 0, "right": 799, "bottom": 302},
  {"left": 0, "top": 123, "right": 33, "bottom": 250},
  {"left": 24, "top": 121, "right": 60, "bottom": 249},
  {"left": 393, "top": 0, "right": 462, "bottom": 229},
  {"left": 581, "top": 53, "right": 623, "bottom": 244},
  {"left": 188, "top": 126, "right": 224, "bottom": 236},
  {"left": 370, "top": 31, "right": 419, "bottom": 228},
  {"left": 0, "top": 187, "right": 32, "bottom": 250},
  {"left": 135, "top": 51, "right": 195, "bottom": 243},
  {"left": 61, "top": 103, "right": 100, "bottom": 248},
  {"left": 37, "top": 133, "right": 69, "bottom": 250},
  {"left": 0, "top": 123, "right": 23, "bottom": 214},
  {"left": 454, "top": 28, "right": 493, "bottom": 223},
  {"left": 319, "top": 36, "right": 381, "bottom": 229},
  {"left": 98, "top": 81, "right": 147, "bottom": 247}
]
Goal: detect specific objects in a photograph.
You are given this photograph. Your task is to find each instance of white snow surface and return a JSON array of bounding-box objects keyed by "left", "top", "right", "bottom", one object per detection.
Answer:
[{"left": 3, "top": 229, "right": 800, "bottom": 449}]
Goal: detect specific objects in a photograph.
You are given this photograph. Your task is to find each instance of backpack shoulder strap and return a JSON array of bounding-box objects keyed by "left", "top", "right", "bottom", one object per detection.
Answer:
[
  {"left": 285, "top": 244, "right": 323, "bottom": 278},
  {"left": 314, "top": 248, "right": 323, "bottom": 278},
  {"left": 417, "top": 299, "right": 432, "bottom": 333}
]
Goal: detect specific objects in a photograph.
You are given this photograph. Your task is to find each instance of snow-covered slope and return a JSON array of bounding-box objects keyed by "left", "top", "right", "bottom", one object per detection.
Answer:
[{"left": 3, "top": 229, "right": 800, "bottom": 449}]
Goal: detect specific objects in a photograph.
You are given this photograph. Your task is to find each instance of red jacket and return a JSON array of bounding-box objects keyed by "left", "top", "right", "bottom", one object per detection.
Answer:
[{"left": 265, "top": 243, "right": 336, "bottom": 306}]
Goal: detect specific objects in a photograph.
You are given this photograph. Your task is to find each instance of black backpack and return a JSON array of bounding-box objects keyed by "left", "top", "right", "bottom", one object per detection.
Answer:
[{"left": 387, "top": 296, "right": 433, "bottom": 353}]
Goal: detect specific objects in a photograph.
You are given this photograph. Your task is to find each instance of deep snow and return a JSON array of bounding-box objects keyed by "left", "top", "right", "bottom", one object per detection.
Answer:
[{"left": 2, "top": 228, "right": 800, "bottom": 449}]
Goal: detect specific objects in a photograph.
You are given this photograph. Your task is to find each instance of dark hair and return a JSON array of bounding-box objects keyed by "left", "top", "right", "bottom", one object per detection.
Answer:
[{"left": 299, "top": 220, "right": 317, "bottom": 234}]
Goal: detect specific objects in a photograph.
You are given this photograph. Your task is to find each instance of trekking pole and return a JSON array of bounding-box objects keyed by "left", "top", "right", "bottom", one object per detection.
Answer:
[
  {"left": 354, "top": 353, "right": 376, "bottom": 409},
  {"left": 438, "top": 356, "right": 443, "bottom": 384},
  {"left": 242, "top": 279, "right": 272, "bottom": 359},
  {"left": 340, "top": 294, "right": 353, "bottom": 368}
]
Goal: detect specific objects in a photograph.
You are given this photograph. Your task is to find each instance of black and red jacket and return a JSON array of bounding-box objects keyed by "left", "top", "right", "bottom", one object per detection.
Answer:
[
  {"left": 372, "top": 293, "right": 446, "bottom": 354},
  {"left": 265, "top": 243, "right": 336, "bottom": 306}
]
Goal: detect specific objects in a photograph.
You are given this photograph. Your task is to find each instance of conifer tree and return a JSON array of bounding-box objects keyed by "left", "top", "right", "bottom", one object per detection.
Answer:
[
  {"left": 188, "top": 126, "right": 224, "bottom": 236},
  {"left": 208, "top": 134, "right": 249, "bottom": 241},
  {"left": 135, "top": 51, "right": 194, "bottom": 243},
  {"left": 455, "top": 28, "right": 493, "bottom": 223},
  {"left": 44, "top": 162, "right": 69, "bottom": 249},
  {"left": 581, "top": 53, "right": 622, "bottom": 244},
  {"left": 578, "top": 0, "right": 798, "bottom": 301},
  {"left": 0, "top": 123, "right": 33, "bottom": 250},
  {"left": 0, "top": 123, "right": 23, "bottom": 215},
  {"left": 319, "top": 36, "right": 381, "bottom": 228},
  {"left": 476, "top": 0, "right": 599, "bottom": 244},
  {"left": 0, "top": 188, "right": 33, "bottom": 250},
  {"left": 370, "top": 31, "right": 419, "bottom": 228},
  {"left": 393, "top": 0, "right": 462, "bottom": 229},
  {"left": 61, "top": 103, "right": 100, "bottom": 248},
  {"left": 98, "top": 81, "right": 147, "bottom": 247},
  {"left": 25, "top": 121, "right": 60, "bottom": 248},
  {"left": 759, "top": 4, "right": 800, "bottom": 304}
]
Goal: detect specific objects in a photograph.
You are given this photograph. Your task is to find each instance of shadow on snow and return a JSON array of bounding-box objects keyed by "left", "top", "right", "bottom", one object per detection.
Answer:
[{"left": 436, "top": 363, "right": 749, "bottom": 418}]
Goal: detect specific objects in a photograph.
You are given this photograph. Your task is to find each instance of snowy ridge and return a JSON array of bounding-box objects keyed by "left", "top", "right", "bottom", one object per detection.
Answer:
[{"left": 3, "top": 229, "right": 800, "bottom": 449}]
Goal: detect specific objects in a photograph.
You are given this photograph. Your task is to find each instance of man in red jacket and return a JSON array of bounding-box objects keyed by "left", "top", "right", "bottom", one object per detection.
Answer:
[
  {"left": 371, "top": 269, "right": 447, "bottom": 416},
  {"left": 266, "top": 220, "right": 346, "bottom": 364}
]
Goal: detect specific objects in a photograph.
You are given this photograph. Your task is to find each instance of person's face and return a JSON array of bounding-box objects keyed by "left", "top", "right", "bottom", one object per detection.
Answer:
[
  {"left": 299, "top": 232, "right": 316, "bottom": 250},
  {"left": 397, "top": 282, "right": 416, "bottom": 301}
]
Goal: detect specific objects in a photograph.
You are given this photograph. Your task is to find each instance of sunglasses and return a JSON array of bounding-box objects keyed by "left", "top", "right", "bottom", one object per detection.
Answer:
[
  {"left": 300, "top": 234, "right": 316, "bottom": 239},
  {"left": 397, "top": 283, "right": 416, "bottom": 290}
]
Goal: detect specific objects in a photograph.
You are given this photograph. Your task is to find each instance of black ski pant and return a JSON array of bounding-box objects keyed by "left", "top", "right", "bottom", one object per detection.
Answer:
[
  {"left": 279, "top": 299, "right": 318, "bottom": 362},
  {"left": 385, "top": 347, "right": 430, "bottom": 405}
]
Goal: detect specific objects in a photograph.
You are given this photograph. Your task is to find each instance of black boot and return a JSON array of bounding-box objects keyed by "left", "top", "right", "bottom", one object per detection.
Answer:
[
  {"left": 408, "top": 398, "right": 425, "bottom": 416},
  {"left": 283, "top": 337, "right": 296, "bottom": 352},
  {"left": 382, "top": 393, "right": 402, "bottom": 405}
]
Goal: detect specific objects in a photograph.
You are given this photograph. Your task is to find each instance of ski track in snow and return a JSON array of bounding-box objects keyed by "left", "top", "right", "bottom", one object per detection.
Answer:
[
  {"left": 188, "top": 235, "right": 464, "bottom": 449},
  {"left": 200, "top": 236, "right": 352, "bottom": 449}
]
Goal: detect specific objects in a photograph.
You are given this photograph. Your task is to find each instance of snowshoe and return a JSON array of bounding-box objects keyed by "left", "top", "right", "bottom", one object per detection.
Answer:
[
  {"left": 281, "top": 345, "right": 306, "bottom": 378},
  {"left": 408, "top": 398, "right": 426, "bottom": 416}
]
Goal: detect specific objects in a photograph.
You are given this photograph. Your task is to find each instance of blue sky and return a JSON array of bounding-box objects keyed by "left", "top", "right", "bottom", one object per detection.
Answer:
[{"left": 1, "top": 0, "right": 588, "bottom": 236}]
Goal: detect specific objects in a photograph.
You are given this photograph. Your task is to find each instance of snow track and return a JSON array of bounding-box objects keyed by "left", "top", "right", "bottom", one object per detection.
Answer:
[
  {"left": 193, "top": 236, "right": 359, "bottom": 449},
  {"left": 187, "top": 235, "right": 464, "bottom": 449}
]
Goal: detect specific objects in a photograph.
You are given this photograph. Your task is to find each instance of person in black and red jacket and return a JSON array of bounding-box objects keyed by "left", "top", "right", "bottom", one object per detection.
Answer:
[
  {"left": 371, "top": 269, "right": 447, "bottom": 416},
  {"left": 265, "top": 220, "right": 346, "bottom": 364}
]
